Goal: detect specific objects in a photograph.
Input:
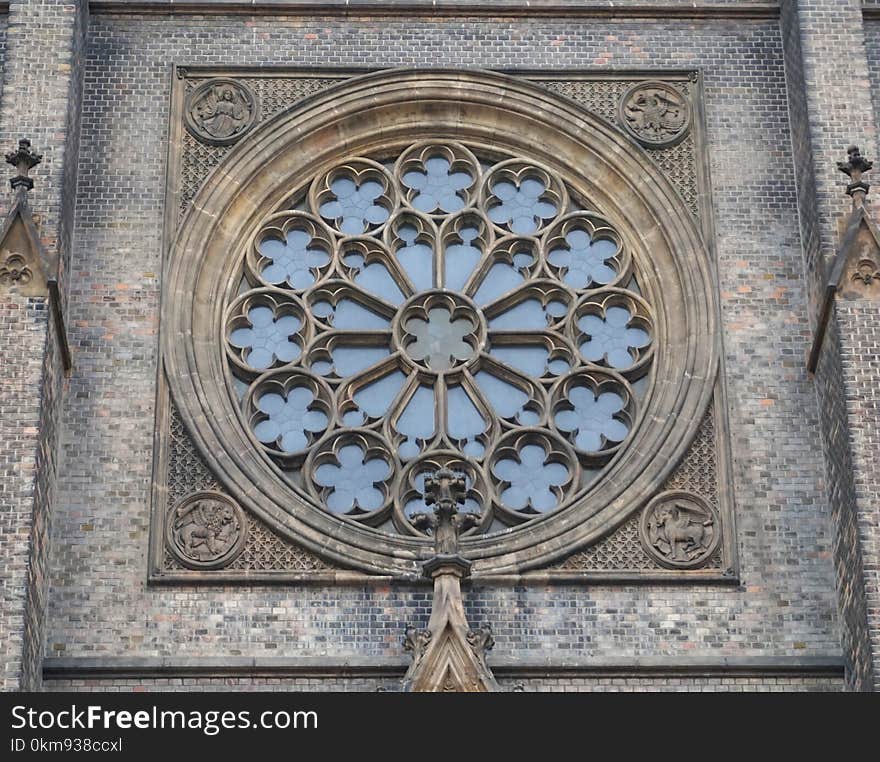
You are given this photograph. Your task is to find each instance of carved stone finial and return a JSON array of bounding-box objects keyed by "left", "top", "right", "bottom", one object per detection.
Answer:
[
  {"left": 423, "top": 467, "right": 467, "bottom": 509},
  {"left": 838, "top": 145, "right": 873, "bottom": 203},
  {"left": 401, "top": 467, "right": 498, "bottom": 692},
  {"left": 5, "top": 139, "right": 42, "bottom": 191},
  {"left": 410, "top": 468, "right": 477, "bottom": 559}
]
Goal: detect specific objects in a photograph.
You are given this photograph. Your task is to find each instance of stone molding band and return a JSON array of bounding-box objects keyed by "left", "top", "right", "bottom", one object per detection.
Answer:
[
  {"left": 42, "top": 655, "right": 844, "bottom": 681},
  {"left": 86, "top": 2, "right": 782, "bottom": 21}
]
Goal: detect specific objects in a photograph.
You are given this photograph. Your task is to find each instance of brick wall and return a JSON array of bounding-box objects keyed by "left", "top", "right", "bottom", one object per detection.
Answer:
[
  {"left": 780, "top": 0, "right": 879, "bottom": 691},
  {"left": 0, "top": 0, "right": 86, "bottom": 691},
  {"left": 43, "top": 9, "right": 842, "bottom": 684},
  {"left": 837, "top": 304, "right": 880, "bottom": 688},
  {"left": 0, "top": 0, "right": 875, "bottom": 692}
]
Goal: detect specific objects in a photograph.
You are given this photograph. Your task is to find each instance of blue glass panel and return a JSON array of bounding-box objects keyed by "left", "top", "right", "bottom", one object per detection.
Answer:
[
  {"left": 396, "top": 385, "right": 435, "bottom": 459},
  {"left": 488, "top": 177, "right": 557, "bottom": 234},
  {"left": 402, "top": 155, "right": 471, "bottom": 214},
  {"left": 343, "top": 252, "right": 405, "bottom": 304},
  {"left": 473, "top": 262, "right": 525, "bottom": 305},
  {"left": 446, "top": 385, "right": 487, "bottom": 457},
  {"left": 311, "top": 298, "right": 390, "bottom": 330},
  {"left": 394, "top": 224, "right": 434, "bottom": 292},
  {"left": 474, "top": 371, "right": 538, "bottom": 425},
  {"left": 548, "top": 230, "right": 618, "bottom": 289},
  {"left": 489, "top": 344, "right": 569, "bottom": 377},
  {"left": 443, "top": 226, "right": 482, "bottom": 291},
  {"left": 405, "top": 308, "right": 475, "bottom": 370},
  {"left": 259, "top": 230, "right": 330, "bottom": 289},
  {"left": 579, "top": 306, "right": 649, "bottom": 369},
  {"left": 314, "top": 444, "right": 391, "bottom": 513},
  {"left": 319, "top": 176, "right": 388, "bottom": 235},
  {"left": 492, "top": 444, "right": 568, "bottom": 512},
  {"left": 252, "top": 387, "right": 328, "bottom": 452},
  {"left": 344, "top": 370, "right": 407, "bottom": 426},
  {"left": 229, "top": 307, "right": 301, "bottom": 369},
  {"left": 488, "top": 298, "right": 566, "bottom": 330},
  {"left": 554, "top": 387, "right": 629, "bottom": 452},
  {"left": 324, "top": 345, "right": 390, "bottom": 378}
]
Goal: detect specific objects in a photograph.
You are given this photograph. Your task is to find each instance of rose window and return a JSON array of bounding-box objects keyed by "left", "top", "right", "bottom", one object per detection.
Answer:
[{"left": 223, "top": 140, "right": 655, "bottom": 536}]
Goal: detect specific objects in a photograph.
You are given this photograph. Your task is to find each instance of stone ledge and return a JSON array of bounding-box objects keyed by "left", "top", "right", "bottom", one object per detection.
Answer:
[
  {"left": 43, "top": 655, "right": 845, "bottom": 680},
  {"left": 87, "top": 1, "right": 781, "bottom": 20}
]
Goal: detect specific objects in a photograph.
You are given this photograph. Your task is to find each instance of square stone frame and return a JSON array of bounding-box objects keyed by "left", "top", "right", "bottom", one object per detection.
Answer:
[{"left": 148, "top": 65, "right": 740, "bottom": 587}]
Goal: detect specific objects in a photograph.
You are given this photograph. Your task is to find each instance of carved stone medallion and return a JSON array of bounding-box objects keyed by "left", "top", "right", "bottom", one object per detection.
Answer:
[
  {"left": 639, "top": 490, "right": 719, "bottom": 569},
  {"left": 166, "top": 491, "right": 247, "bottom": 569},
  {"left": 0, "top": 252, "right": 32, "bottom": 287},
  {"left": 185, "top": 78, "right": 257, "bottom": 145},
  {"left": 839, "top": 222, "right": 880, "bottom": 301},
  {"left": 619, "top": 81, "right": 690, "bottom": 148},
  {"left": 852, "top": 258, "right": 880, "bottom": 287}
]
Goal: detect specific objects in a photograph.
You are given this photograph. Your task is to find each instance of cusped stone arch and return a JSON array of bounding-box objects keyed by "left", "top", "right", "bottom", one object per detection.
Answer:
[{"left": 163, "top": 68, "right": 719, "bottom": 577}]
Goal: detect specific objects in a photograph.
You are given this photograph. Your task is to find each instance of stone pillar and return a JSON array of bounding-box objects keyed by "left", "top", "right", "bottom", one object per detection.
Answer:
[
  {"left": 0, "top": 0, "right": 87, "bottom": 691},
  {"left": 782, "top": 0, "right": 880, "bottom": 690}
]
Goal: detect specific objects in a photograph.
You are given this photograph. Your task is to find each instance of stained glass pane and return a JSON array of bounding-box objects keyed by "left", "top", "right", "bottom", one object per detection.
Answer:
[
  {"left": 343, "top": 252, "right": 406, "bottom": 304},
  {"left": 252, "top": 387, "right": 328, "bottom": 453},
  {"left": 473, "top": 370, "right": 538, "bottom": 425},
  {"left": 311, "top": 298, "right": 390, "bottom": 330},
  {"left": 314, "top": 444, "right": 391, "bottom": 513},
  {"left": 443, "top": 227, "right": 482, "bottom": 291},
  {"left": 320, "top": 176, "right": 389, "bottom": 234},
  {"left": 489, "top": 344, "right": 567, "bottom": 377},
  {"left": 313, "top": 344, "right": 389, "bottom": 378},
  {"left": 493, "top": 444, "right": 568, "bottom": 512},
  {"left": 554, "top": 387, "right": 629, "bottom": 452},
  {"left": 446, "top": 385, "right": 487, "bottom": 457},
  {"left": 578, "top": 306, "right": 649, "bottom": 369},
  {"left": 488, "top": 178, "right": 557, "bottom": 234},
  {"left": 489, "top": 298, "right": 567, "bottom": 331},
  {"left": 403, "top": 155, "right": 471, "bottom": 214},
  {"left": 473, "top": 262, "right": 526, "bottom": 305},
  {"left": 548, "top": 230, "right": 618, "bottom": 289},
  {"left": 404, "top": 307, "right": 476, "bottom": 370},
  {"left": 229, "top": 307, "right": 301, "bottom": 369},
  {"left": 259, "top": 230, "right": 330, "bottom": 289},
  {"left": 344, "top": 370, "right": 407, "bottom": 426},
  {"left": 396, "top": 385, "right": 435, "bottom": 459},
  {"left": 394, "top": 224, "right": 434, "bottom": 292}
]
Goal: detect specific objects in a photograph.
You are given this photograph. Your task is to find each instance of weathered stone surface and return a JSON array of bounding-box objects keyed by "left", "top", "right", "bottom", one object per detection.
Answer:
[{"left": 2, "top": 1, "right": 880, "bottom": 693}]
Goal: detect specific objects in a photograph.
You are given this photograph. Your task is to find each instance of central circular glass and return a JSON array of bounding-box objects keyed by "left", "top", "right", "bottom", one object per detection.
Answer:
[
  {"left": 223, "top": 139, "right": 655, "bottom": 535},
  {"left": 394, "top": 291, "right": 485, "bottom": 372}
]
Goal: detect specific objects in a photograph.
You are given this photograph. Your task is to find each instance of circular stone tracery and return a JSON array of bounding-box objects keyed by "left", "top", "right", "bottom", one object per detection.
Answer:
[
  {"left": 223, "top": 140, "right": 656, "bottom": 534},
  {"left": 166, "top": 70, "right": 718, "bottom": 576}
]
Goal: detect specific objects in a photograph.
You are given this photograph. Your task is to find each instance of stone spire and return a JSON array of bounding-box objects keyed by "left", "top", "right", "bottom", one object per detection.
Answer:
[{"left": 401, "top": 468, "right": 499, "bottom": 692}]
